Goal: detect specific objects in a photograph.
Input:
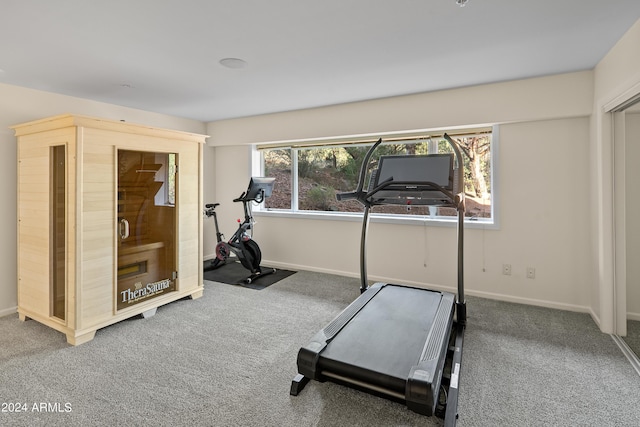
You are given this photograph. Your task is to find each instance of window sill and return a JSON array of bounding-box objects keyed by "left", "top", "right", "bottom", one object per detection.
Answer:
[{"left": 253, "top": 209, "right": 498, "bottom": 229}]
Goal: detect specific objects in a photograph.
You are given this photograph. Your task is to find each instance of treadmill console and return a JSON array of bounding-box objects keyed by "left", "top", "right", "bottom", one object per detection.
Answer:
[{"left": 368, "top": 153, "right": 457, "bottom": 206}]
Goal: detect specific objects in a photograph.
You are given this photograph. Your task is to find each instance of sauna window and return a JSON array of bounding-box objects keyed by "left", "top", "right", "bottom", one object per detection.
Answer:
[{"left": 51, "top": 145, "right": 66, "bottom": 320}]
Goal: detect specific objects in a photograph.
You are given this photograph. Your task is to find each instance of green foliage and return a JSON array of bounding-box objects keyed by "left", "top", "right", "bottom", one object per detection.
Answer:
[
  {"left": 334, "top": 146, "right": 363, "bottom": 186},
  {"left": 305, "top": 186, "right": 335, "bottom": 211},
  {"left": 437, "top": 137, "right": 491, "bottom": 195},
  {"left": 264, "top": 148, "right": 291, "bottom": 176},
  {"left": 297, "top": 150, "right": 313, "bottom": 178}
]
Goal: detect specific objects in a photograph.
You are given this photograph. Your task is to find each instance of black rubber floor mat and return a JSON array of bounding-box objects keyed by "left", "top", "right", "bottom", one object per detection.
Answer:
[{"left": 203, "top": 261, "right": 295, "bottom": 290}]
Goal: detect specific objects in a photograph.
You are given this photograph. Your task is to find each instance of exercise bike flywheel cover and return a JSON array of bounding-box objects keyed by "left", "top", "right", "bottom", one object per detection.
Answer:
[{"left": 215, "top": 242, "right": 230, "bottom": 261}]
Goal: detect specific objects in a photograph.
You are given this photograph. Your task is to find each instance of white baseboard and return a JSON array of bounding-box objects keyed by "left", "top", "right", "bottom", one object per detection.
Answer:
[
  {"left": 0, "top": 306, "right": 18, "bottom": 318},
  {"left": 261, "top": 260, "right": 359, "bottom": 280},
  {"left": 463, "top": 289, "right": 591, "bottom": 314},
  {"left": 262, "top": 259, "right": 592, "bottom": 315},
  {"left": 589, "top": 307, "right": 602, "bottom": 329}
]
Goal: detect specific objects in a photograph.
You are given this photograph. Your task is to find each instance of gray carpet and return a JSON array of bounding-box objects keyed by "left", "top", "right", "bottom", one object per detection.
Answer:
[{"left": 1, "top": 271, "right": 639, "bottom": 427}]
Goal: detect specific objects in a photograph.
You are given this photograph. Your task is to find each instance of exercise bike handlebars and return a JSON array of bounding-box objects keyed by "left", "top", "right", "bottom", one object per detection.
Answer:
[{"left": 233, "top": 189, "right": 266, "bottom": 204}]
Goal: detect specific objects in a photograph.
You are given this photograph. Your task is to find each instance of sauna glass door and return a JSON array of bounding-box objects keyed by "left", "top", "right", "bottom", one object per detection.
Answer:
[{"left": 116, "top": 150, "right": 177, "bottom": 310}]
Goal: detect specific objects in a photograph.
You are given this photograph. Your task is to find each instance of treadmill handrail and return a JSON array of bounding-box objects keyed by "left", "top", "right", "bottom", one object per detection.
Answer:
[
  {"left": 335, "top": 134, "right": 466, "bottom": 322},
  {"left": 354, "top": 138, "right": 384, "bottom": 195},
  {"left": 336, "top": 138, "right": 383, "bottom": 204}
]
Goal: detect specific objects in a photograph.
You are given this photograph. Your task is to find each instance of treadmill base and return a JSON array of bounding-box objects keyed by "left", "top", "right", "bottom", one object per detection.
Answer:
[{"left": 292, "top": 283, "right": 455, "bottom": 418}]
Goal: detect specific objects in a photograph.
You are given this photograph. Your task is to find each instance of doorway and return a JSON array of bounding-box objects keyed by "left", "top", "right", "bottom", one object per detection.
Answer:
[{"left": 613, "top": 100, "right": 640, "bottom": 367}]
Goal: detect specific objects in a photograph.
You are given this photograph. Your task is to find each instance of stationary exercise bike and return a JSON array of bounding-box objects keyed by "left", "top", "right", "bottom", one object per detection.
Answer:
[{"left": 204, "top": 177, "right": 276, "bottom": 284}]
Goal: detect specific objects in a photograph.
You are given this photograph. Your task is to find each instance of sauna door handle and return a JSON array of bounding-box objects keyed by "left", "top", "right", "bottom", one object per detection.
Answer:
[{"left": 119, "top": 218, "right": 130, "bottom": 240}]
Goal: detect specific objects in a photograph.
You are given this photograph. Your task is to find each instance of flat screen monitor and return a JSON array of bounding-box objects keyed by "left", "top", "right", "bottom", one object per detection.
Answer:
[
  {"left": 374, "top": 154, "right": 454, "bottom": 190},
  {"left": 245, "top": 177, "right": 275, "bottom": 201}
]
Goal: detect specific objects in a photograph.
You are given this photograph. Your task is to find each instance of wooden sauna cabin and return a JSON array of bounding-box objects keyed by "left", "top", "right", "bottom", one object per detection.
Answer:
[{"left": 12, "top": 114, "right": 207, "bottom": 345}]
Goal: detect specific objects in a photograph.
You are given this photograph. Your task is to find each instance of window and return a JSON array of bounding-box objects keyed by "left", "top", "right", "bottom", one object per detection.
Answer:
[
  {"left": 260, "top": 129, "right": 494, "bottom": 223},
  {"left": 167, "top": 153, "right": 176, "bottom": 205},
  {"left": 151, "top": 152, "right": 177, "bottom": 206}
]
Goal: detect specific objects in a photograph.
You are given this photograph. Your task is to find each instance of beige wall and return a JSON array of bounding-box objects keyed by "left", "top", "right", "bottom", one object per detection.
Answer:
[
  {"left": 251, "top": 115, "right": 591, "bottom": 312},
  {"left": 206, "top": 73, "right": 595, "bottom": 312},
  {"left": 202, "top": 145, "right": 251, "bottom": 258},
  {"left": 209, "top": 71, "right": 593, "bottom": 146},
  {"left": 0, "top": 83, "right": 206, "bottom": 316}
]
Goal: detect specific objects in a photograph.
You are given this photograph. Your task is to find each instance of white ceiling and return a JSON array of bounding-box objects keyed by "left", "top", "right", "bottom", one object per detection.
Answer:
[{"left": 1, "top": 0, "right": 640, "bottom": 122}]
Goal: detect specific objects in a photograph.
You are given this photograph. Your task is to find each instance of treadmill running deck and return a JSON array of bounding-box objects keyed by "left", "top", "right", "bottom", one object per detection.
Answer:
[
  {"left": 321, "top": 285, "right": 445, "bottom": 388},
  {"left": 296, "top": 283, "right": 455, "bottom": 413}
]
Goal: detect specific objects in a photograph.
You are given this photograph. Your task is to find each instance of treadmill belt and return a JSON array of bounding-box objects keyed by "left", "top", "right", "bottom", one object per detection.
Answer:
[{"left": 320, "top": 285, "right": 448, "bottom": 392}]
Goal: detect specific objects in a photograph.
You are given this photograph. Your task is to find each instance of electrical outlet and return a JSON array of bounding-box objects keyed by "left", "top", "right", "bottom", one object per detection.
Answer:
[
  {"left": 526, "top": 267, "right": 535, "bottom": 279},
  {"left": 502, "top": 264, "right": 511, "bottom": 275}
]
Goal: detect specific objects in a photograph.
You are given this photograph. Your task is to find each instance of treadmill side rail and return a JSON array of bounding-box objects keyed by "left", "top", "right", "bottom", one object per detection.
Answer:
[
  {"left": 406, "top": 293, "right": 455, "bottom": 415},
  {"left": 293, "top": 284, "right": 384, "bottom": 386}
]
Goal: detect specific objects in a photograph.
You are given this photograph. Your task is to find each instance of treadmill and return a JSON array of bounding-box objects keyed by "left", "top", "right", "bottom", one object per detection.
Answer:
[{"left": 290, "top": 134, "right": 466, "bottom": 425}]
